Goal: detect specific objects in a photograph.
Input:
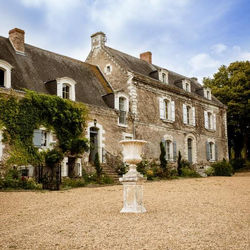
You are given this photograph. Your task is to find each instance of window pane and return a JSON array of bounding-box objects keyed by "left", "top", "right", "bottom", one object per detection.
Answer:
[{"left": 62, "top": 85, "right": 70, "bottom": 99}]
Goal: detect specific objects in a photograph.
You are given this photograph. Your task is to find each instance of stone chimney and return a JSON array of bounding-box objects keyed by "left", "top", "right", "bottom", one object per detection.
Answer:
[
  {"left": 140, "top": 51, "right": 152, "bottom": 64},
  {"left": 91, "top": 32, "right": 106, "bottom": 51},
  {"left": 9, "top": 28, "right": 25, "bottom": 54}
]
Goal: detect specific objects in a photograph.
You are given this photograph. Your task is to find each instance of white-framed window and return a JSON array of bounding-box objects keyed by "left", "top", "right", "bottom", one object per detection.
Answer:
[
  {"left": 115, "top": 93, "right": 129, "bottom": 126},
  {"left": 184, "top": 134, "right": 197, "bottom": 164},
  {"left": 104, "top": 64, "right": 112, "bottom": 75},
  {"left": 204, "top": 87, "right": 212, "bottom": 100},
  {"left": 162, "top": 135, "right": 177, "bottom": 161},
  {"left": 76, "top": 158, "right": 82, "bottom": 177},
  {"left": 56, "top": 77, "right": 76, "bottom": 101},
  {"left": 182, "top": 79, "right": 191, "bottom": 92},
  {"left": 159, "top": 97, "right": 175, "bottom": 122},
  {"left": 0, "top": 130, "right": 5, "bottom": 161},
  {"left": 183, "top": 104, "right": 195, "bottom": 126},
  {"left": 206, "top": 139, "right": 217, "bottom": 161},
  {"left": 33, "top": 128, "right": 56, "bottom": 149},
  {"left": 0, "top": 59, "right": 13, "bottom": 89},
  {"left": 158, "top": 69, "right": 169, "bottom": 84},
  {"left": 204, "top": 111, "right": 216, "bottom": 130},
  {"left": 61, "top": 157, "right": 68, "bottom": 177}
]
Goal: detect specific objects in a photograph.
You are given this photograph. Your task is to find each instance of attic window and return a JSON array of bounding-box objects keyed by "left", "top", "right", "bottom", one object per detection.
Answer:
[
  {"left": 104, "top": 64, "right": 112, "bottom": 75},
  {"left": 182, "top": 79, "right": 191, "bottom": 92},
  {"left": 62, "top": 84, "right": 70, "bottom": 99},
  {"left": 162, "top": 73, "right": 166, "bottom": 83},
  {"left": 56, "top": 77, "right": 76, "bottom": 101},
  {"left": 0, "top": 60, "right": 12, "bottom": 88}
]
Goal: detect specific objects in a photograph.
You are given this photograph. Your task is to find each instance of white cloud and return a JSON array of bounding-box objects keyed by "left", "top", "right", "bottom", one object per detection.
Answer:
[{"left": 211, "top": 43, "right": 227, "bottom": 54}]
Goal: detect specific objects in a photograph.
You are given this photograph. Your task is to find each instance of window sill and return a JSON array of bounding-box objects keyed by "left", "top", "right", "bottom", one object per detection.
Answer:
[
  {"left": 161, "top": 119, "right": 174, "bottom": 123},
  {"left": 118, "top": 123, "right": 128, "bottom": 128},
  {"left": 209, "top": 159, "right": 216, "bottom": 162}
]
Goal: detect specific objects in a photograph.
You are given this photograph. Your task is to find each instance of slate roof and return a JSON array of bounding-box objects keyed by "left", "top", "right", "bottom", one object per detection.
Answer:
[
  {"left": 0, "top": 36, "right": 112, "bottom": 108},
  {"left": 104, "top": 46, "right": 223, "bottom": 106}
]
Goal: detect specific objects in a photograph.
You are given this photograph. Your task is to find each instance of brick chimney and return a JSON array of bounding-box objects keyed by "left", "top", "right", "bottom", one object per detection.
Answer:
[
  {"left": 140, "top": 51, "right": 152, "bottom": 64},
  {"left": 91, "top": 31, "right": 106, "bottom": 51},
  {"left": 9, "top": 28, "right": 25, "bottom": 54}
]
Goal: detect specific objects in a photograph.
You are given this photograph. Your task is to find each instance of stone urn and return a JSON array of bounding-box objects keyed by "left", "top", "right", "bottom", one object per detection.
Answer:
[{"left": 119, "top": 140, "right": 147, "bottom": 213}]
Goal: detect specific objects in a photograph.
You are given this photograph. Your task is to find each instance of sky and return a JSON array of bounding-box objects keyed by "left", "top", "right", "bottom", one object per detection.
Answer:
[{"left": 0, "top": 0, "right": 250, "bottom": 83}]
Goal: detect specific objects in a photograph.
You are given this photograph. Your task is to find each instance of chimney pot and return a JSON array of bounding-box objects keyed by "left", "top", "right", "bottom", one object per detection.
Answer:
[
  {"left": 9, "top": 28, "right": 25, "bottom": 54},
  {"left": 140, "top": 51, "right": 152, "bottom": 64}
]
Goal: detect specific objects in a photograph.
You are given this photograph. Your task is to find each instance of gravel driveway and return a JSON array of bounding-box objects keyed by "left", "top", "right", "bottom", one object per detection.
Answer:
[{"left": 0, "top": 173, "right": 249, "bottom": 250}]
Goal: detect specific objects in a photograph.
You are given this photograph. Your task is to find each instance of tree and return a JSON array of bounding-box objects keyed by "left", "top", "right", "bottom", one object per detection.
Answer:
[
  {"left": 160, "top": 141, "right": 168, "bottom": 173},
  {"left": 203, "top": 61, "right": 250, "bottom": 159},
  {"left": 94, "top": 152, "right": 102, "bottom": 179}
]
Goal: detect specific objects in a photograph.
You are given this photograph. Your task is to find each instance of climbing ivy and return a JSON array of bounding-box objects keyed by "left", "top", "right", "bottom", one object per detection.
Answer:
[{"left": 0, "top": 90, "right": 89, "bottom": 167}]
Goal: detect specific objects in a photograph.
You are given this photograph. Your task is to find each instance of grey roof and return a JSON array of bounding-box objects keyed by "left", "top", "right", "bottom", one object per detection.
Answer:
[
  {"left": 0, "top": 36, "right": 112, "bottom": 107},
  {"left": 104, "top": 46, "right": 222, "bottom": 105}
]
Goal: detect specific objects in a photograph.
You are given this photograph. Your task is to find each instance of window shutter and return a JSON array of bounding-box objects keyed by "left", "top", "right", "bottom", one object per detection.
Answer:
[
  {"left": 33, "top": 129, "right": 42, "bottom": 147},
  {"left": 173, "top": 141, "right": 177, "bottom": 161},
  {"left": 204, "top": 111, "right": 208, "bottom": 129},
  {"left": 159, "top": 98, "right": 165, "bottom": 119},
  {"left": 183, "top": 104, "right": 187, "bottom": 124},
  {"left": 192, "top": 107, "right": 196, "bottom": 126},
  {"left": 213, "top": 114, "right": 216, "bottom": 130},
  {"left": 171, "top": 101, "right": 175, "bottom": 121},
  {"left": 206, "top": 142, "right": 210, "bottom": 161},
  {"left": 215, "top": 143, "right": 218, "bottom": 161}
]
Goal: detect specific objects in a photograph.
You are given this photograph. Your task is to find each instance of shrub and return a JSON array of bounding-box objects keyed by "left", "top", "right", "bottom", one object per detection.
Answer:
[
  {"left": 205, "top": 167, "right": 215, "bottom": 176},
  {"left": 177, "top": 151, "right": 182, "bottom": 176},
  {"left": 101, "top": 175, "right": 114, "bottom": 184},
  {"left": 181, "top": 167, "right": 200, "bottom": 178},
  {"left": 159, "top": 142, "right": 167, "bottom": 172},
  {"left": 146, "top": 169, "right": 154, "bottom": 180},
  {"left": 61, "top": 178, "right": 86, "bottom": 188},
  {"left": 94, "top": 153, "right": 102, "bottom": 178},
  {"left": 137, "top": 159, "right": 148, "bottom": 175},
  {"left": 229, "top": 158, "right": 246, "bottom": 171},
  {"left": 170, "top": 169, "right": 178, "bottom": 179},
  {"left": 116, "top": 162, "right": 128, "bottom": 176},
  {"left": 211, "top": 160, "right": 233, "bottom": 176}
]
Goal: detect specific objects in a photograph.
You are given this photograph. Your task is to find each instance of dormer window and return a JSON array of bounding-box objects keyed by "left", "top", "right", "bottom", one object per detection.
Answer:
[
  {"left": 182, "top": 79, "right": 191, "bottom": 92},
  {"left": 0, "top": 60, "right": 12, "bottom": 89},
  {"left": 159, "top": 70, "right": 168, "bottom": 84},
  {"left": 204, "top": 88, "right": 212, "bottom": 100},
  {"left": 62, "top": 84, "right": 70, "bottom": 99},
  {"left": 56, "top": 77, "right": 76, "bottom": 101}
]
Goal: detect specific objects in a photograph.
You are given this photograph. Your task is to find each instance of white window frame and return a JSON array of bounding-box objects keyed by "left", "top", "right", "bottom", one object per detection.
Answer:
[
  {"left": 207, "top": 138, "right": 216, "bottom": 162},
  {"left": 184, "top": 134, "right": 197, "bottom": 164},
  {"left": 158, "top": 69, "right": 169, "bottom": 84},
  {"left": 159, "top": 97, "right": 175, "bottom": 122},
  {"left": 104, "top": 64, "right": 112, "bottom": 75},
  {"left": 61, "top": 157, "right": 69, "bottom": 177},
  {"left": 183, "top": 104, "right": 195, "bottom": 126},
  {"left": 56, "top": 77, "right": 76, "bottom": 101},
  {"left": 182, "top": 79, "right": 191, "bottom": 92},
  {"left": 204, "top": 110, "right": 216, "bottom": 130},
  {"left": 115, "top": 93, "right": 129, "bottom": 127},
  {"left": 33, "top": 127, "right": 55, "bottom": 150},
  {"left": 203, "top": 87, "right": 212, "bottom": 100},
  {"left": 0, "top": 59, "right": 13, "bottom": 89},
  {"left": 163, "top": 134, "right": 177, "bottom": 162}
]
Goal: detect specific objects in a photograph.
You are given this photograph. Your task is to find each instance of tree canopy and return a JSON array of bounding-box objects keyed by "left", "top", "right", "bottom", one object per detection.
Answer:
[{"left": 203, "top": 61, "right": 250, "bottom": 159}]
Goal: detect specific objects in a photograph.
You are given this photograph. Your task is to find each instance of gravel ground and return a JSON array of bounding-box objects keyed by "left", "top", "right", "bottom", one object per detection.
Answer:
[{"left": 0, "top": 173, "right": 249, "bottom": 250}]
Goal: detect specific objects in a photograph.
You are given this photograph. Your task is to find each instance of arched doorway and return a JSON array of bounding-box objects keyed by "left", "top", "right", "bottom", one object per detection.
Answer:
[
  {"left": 187, "top": 138, "right": 193, "bottom": 163},
  {"left": 89, "top": 127, "right": 99, "bottom": 163}
]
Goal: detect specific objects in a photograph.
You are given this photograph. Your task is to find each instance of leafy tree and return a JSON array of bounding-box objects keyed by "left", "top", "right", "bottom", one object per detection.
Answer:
[
  {"left": 160, "top": 141, "right": 167, "bottom": 172},
  {"left": 203, "top": 61, "right": 250, "bottom": 160},
  {"left": 177, "top": 151, "right": 182, "bottom": 176}
]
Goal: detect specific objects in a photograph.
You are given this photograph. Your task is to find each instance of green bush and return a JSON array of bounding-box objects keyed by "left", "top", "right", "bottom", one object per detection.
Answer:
[
  {"left": 146, "top": 169, "right": 154, "bottom": 180},
  {"left": 61, "top": 178, "right": 86, "bottom": 188},
  {"left": 211, "top": 160, "right": 233, "bottom": 176},
  {"left": 205, "top": 167, "right": 215, "bottom": 176},
  {"left": 181, "top": 167, "right": 200, "bottom": 178},
  {"left": 101, "top": 175, "right": 114, "bottom": 184},
  {"left": 116, "top": 162, "right": 128, "bottom": 176},
  {"left": 229, "top": 158, "right": 246, "bottom": 171}
]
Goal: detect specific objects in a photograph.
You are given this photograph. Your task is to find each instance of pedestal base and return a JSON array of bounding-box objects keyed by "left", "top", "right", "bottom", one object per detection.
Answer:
[{"left": 120, "top": 182, "right": 146, "bottom": 213}]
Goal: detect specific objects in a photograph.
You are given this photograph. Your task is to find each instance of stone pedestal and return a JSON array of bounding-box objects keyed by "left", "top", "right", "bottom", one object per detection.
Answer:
[{"left": 119, "top": 140, "right": 147, "bottom": 213}]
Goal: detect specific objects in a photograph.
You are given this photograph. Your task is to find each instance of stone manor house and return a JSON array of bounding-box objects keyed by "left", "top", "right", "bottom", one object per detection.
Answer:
[{"left": 0, "top": 28, "right": 228, "bottom": 177}]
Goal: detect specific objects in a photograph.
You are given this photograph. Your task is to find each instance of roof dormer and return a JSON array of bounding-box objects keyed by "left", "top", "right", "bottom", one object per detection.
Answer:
[
  {"left": 182, "top": 79, "right": 191, "bottom": 92},
  {"left": 203, "top": 87, "right": 212, "bottom": 100},
  {"left": 158, "top": 69, "right": 169, "bottom": 84}
]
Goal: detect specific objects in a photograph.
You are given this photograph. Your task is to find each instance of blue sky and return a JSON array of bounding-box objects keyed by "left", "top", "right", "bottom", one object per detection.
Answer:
[{"left": 0, "top": 0, "right": 249, "bottom": 82}]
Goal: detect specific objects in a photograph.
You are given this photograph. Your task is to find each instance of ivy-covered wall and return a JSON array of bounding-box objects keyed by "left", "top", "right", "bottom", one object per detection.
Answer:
[{"left": 0, "top": 90, "right": 88, "bottom": 169}]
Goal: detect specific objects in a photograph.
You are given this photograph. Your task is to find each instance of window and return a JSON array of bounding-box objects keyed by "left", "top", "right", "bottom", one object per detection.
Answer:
[
  {"left": 183, "top": 104, "right": 195, "bottom": 126},
  {"left": 204, "top": 111, "right": 216, "bottom": 130},
  {"left": 162, "top": 136, "right": 177, "bottom": 161},
  {"left": 185, "top": 134, "right": 197, "bottom": 164},
  {"left": 159, "top": 98, "right": 175, "bottom": 121},
  {"left": 0, "top": 60, "right": 12, "bottom": 88},
  {"left": 162, "top": 73, "right": 166, "bottom": 83},
  {"left": 104, "top": 64, "right": 112, "bottom": 74},
  {"left": 203, "top": 88, "right": 212, "bottom": 100},
  {"left": 57, "top": 77, "right": 76, "bottom": 101},
  {"left": 187, "top": 138, "right": 193, "bottom": 163},
  {"left": 62, "top": 84, "right": 70, "bottom": 99},
  {"left": 165, "top": 140, "right": 171, "bottom": 160},
  {"left": 182, "top": 79, "right": 191, "bottom": 92},
  {"left": 119, "top": 97, "right": 127, "bottom": 125},
  {"left": 33, "top": 128, "right": 54, "bottom": 149},
  {"left": 206, "top": 140, "right": 217, "bottom": 161},
  {"left": 115, "top": 93, "right": 129, "bottom": 126}
]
